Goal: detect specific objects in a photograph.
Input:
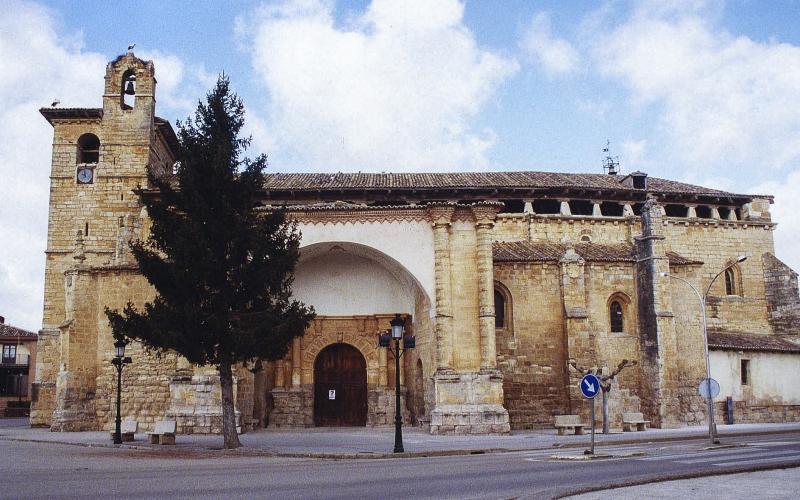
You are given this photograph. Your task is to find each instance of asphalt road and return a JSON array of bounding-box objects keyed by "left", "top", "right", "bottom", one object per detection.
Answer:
[{"left": 1, "top": 432, "right": 799, "bottom": 499}]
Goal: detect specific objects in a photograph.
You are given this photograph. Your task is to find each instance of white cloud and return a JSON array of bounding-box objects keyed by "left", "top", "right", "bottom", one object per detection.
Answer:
[
  {"left": 238, "top": 0, "right": 518, "bottom": 171},
  {"left": 521, "top": 12, "right": 580, "bottom": 77},
  {"left": 137, "top": 49, "right": 217, "bottom": 117},
  {"left": 0, "top": 1, "right": 107, "bottom": 331},
  {"left": 0, "top": 2, "right": 199, "bottom": 332},
  {"left": 621, "top": 139, "right": 647, "bottom": 171},
  {"left": 593, "top": 4, "right": 800, "bottom": 170},
  {"left": 753, "top": 171, "right": 800, "bottom": 273}
]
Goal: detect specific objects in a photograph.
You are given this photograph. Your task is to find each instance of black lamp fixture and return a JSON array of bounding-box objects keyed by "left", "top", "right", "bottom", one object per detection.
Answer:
[
  {"left": 111, "top": 338, "right": 132, "bottom": 445},
  {"left": 379, "top": 313, "right": 414, "bottom": 453}
]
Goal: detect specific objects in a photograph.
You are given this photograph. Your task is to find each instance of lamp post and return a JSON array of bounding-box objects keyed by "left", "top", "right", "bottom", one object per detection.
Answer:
[
  {"left": 111, "top": 338, "right": 132, "bottom": 444},
  {"left": 661, "top": 255, "right": 746, "bottom": 445},
  {"left": 379, "top": 314, "right": 415, "bottom": 453}
]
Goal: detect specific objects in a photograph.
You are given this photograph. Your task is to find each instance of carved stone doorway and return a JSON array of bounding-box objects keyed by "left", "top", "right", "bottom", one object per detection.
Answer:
[{"left": 314, "top": 343, "right": 367, "bottom": 426}]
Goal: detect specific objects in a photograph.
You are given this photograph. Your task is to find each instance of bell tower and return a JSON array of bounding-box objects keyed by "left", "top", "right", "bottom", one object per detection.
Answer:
[{"left": 31, "top": 52, "right": 177, "bottom": 429}]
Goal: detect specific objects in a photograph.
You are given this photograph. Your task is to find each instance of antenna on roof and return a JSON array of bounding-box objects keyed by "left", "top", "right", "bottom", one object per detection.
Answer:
[{"left": 602, "top": 139, "right": 620, "bottom": 175}]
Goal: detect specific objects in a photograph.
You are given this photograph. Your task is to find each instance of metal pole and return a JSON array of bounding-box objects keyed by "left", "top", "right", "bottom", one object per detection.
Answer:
[
  {"left": 590, "top": 395, "right": 596, "bottom": 455},
  {"left": 664, "top": 273, "right": 717, "bottom": 445},
  {"left": 699, "top": 298, "right": 718, "bottom": 445},
  {"left": 114, "top": 361, "right": 122, "bottom": 444},
  {"left": 393, "top": 339, "right": 404, "bottom": 453}
]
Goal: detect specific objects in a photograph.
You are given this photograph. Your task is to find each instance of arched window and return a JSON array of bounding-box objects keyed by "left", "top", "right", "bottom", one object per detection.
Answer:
[
  {"left": 76, "top": 133, "right": 100, "bottom": 164},
  {"left": 494, "top": 289, "right": 506, "bottom": 328},
  {"left": 494, "top": 282, "right": 513, "bottom": 330},
  {"left": 121, "top": 69, "right": 136, "bottom": 109},
  {"left": 724, "top": 265, "right": 743, "bottom": 296},
  {"left": 610, "top": 300, "right": 624, "bottom": 333},
  {"left": 725, "top": 268, "right": 735, "bottom": 295}
]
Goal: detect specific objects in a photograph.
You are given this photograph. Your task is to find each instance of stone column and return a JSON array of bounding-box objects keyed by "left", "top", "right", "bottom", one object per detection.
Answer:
[
  {"left": 711, "top": 206, "right": 721, "bottom": 219},
  {"left": 635, "top": 197, "right": 688, "bottom": 428},
  {"left": 379, "top": 343, "right": 388, "bottom": 386},
  {"left": 559, "top": 246, "right": 590, "bottom": 416},
  {"left": 427, "top": 203, "right": 509, "bottom": 436},
  {"left": 427, "top": 205, "right": 455, "bottom": 372},
  {"left": 559, "top": 200, "right": 572, "bottom": 216},
  {"left": 471, "top": 204, "right": 501, "bottom": 370},
  {"left": 687, "top": 205, "right": 697, "bottom": 218},
  {"left": 291, "top": 337, "right": 301, "bottom": 387},
  {"left": 592, "top": 201, "right": 603, "bottom": 217},
  {"left": 622, "top": 203, "right": 634, "bottom": 217},
  {"left": 275, "top": 360, "right": 285, "bottom": 389}
]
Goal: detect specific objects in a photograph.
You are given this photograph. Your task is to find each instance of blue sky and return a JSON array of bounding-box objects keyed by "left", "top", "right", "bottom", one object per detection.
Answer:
[{"left": 1, "top": 0, "right": 800, "bottom": 330}]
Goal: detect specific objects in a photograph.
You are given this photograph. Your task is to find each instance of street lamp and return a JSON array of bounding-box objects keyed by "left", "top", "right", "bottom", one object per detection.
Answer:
[
  {"left": 661, "top": 254, "right": 746, "bottom": 445},
  {"left": 379, "top": 314, "right": 415, "bottom": 453},
  {"left": 111, "top": 338, "right": 132, "bottom": 444}
]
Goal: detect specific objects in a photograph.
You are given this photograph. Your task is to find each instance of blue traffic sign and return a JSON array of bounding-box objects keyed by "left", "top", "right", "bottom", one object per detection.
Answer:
[{"left": 580, "top": 373, "right": 600, "bottom": 399}]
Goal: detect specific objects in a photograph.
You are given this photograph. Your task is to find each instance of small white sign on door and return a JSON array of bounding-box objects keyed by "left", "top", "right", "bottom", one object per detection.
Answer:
[{"left": 328, "top": 389, "right": 336, "bottom": 400}]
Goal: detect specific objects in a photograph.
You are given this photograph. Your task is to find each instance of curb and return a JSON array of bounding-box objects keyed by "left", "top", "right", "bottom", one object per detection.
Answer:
[{"left": 0, "top": 427, "right": 798, "bottom": 460}]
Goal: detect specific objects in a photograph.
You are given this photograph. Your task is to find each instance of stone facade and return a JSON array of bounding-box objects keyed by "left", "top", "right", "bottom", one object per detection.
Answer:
[{"left": 30, "top": 54, "right": 800, "bottom": 436}]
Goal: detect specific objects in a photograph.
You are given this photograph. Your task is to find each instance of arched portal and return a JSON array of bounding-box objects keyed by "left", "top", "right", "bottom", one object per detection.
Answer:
[{"left": 314, "top": 343, "right": 367, "bottom": 427}]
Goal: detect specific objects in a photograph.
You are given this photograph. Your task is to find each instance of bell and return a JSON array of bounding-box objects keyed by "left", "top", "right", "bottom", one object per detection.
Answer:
[{"left": 124, "top": 80, "right": 136, "bottom": 95}]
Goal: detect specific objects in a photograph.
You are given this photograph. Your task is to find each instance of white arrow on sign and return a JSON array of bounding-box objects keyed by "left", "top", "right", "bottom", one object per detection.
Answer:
[{"left": 584, "top": 380, "right": 595, "bottom": 393}]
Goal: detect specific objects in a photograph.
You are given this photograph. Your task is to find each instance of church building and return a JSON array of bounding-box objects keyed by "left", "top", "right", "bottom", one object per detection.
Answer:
[{"left": 30, "top": 53, "right": 800, "bottom": 435}]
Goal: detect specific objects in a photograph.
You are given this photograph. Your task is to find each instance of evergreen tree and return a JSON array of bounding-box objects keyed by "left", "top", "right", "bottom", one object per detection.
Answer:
[{"left": 106, "top": 77, "right": 314, "bottom": 449}]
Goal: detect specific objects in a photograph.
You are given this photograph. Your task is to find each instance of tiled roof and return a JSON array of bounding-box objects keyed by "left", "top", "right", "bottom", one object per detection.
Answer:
[
  {"left": 708, "top": 330, "right": 800, "bottom": 353},
  {"left": 40, "top": 107, "right": 103, "bottom": 124},
  {"left": 262, "top": 172, "right": 758, "bottom": 199},
  {"left": 0, "top": 322, "right": 37, "bottom": 339},
  {"left": 493, "top": 241, "right": 633, "bottom": 262},
  {"left": 493, "top": 241, "right": 700, "bottom": 265}
]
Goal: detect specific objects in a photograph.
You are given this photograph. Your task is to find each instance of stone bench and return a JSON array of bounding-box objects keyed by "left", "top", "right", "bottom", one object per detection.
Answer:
[
  {"left": 109, "top": 419, "right": 138, "bottom": 442},
  {"left": 147, "top": 420, "right": 177, "bottom": 445},
  {"left": 554, "top": 415, "right": 585, "bottom": 436},
  {"left": 622, "top": 412, "right": 650, "bottom": 432}
]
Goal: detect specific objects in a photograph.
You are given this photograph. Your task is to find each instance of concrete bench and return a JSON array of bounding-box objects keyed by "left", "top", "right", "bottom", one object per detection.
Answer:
[
  {"left": 109, "top": 419, "right": 138, "bottom": 442},
  {"left": 622, "top": 412, "right": 650, "bottom": 432},
  {"left": 554, "top": 415, "right": 585, "bottom": 436},
  {"left": 147, "top": 420, "right": 177, "bottom": 445}
]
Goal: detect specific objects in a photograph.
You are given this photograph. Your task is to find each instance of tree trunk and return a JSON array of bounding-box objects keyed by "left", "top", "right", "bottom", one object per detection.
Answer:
[
  {"left": 602, "top": 388, "right": 610, "bottom": 434},
  {"left": 218, "top": 360, "right": 242, "bottom": 449}
]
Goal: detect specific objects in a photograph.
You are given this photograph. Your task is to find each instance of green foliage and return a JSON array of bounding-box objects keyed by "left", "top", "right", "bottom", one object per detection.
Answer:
[{"left": 106, "top": 76, "right": 314, "bottom": 367}]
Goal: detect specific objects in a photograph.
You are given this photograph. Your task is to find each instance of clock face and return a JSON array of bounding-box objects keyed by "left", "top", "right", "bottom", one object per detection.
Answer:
[{"left": 77, "top": 167, "right": 94, "bottom": 184}]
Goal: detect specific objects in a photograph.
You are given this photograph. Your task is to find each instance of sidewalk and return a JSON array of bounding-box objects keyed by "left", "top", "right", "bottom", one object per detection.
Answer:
[
  {"left": 565, "top": 467, "right": 800, "bottom": 499},
  {"left": 1, "top": 418, "right": 799, "bottom": 458}
]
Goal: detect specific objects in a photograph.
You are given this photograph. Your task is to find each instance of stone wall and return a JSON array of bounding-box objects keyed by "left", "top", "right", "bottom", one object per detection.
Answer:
[
  {"left": 714, "top": 400, "right": 800, "bottom": 424},
  {"left": 763, "top": 252, "right": 800, "bottom": 334}
]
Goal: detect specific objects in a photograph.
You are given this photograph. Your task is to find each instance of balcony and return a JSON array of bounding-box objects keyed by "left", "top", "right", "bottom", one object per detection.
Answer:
[{"left": 1, "top": 354, "right": 29, "bottom": 367}]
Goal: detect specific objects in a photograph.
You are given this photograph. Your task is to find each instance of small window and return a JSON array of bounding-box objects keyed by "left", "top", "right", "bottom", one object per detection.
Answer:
[
  {"left": 725, "top": 268, "right": 735, "bottom": 295},
  {"left": 569, "top": 200, "right": 594, "bottom": 216},
  {"left": 610, "top": 301, "right": 624, "bottom": 333},
  {"left": 665, "top": 204, "right": 689, "bottom": 217},
  {"left": 500, "top": 200, "right": 525, "bottom": 213},
  {"left": 600, "top": 202, "right": 624, "bottom": 217},
  {"left": 77, "top": 133, "right": 100, "bottom": 164},
  {"left": 532, "top": 199, "right": 560, "bottom": 214},
  {"left": 2, "top": 344, "right": 16, "bottom": 363},
  {"left": 494, "top": 289, "right": 506, "bottom": 328},
  {"left": 740, "top": 359, "right": 750, "bottom": 385}
]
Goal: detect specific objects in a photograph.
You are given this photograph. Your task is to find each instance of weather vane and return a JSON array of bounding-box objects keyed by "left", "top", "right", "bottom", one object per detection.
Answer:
[{"left": 602, "top": 139, "right": 620, "bottom": 175}]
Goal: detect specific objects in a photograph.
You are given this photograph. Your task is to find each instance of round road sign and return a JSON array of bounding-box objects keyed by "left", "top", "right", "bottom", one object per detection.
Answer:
[
  {"left": 580, "top": 373, "right": 600, "bottom": 399},
  {"left": 698, "top": 378, "right": 720, "bottom": 399}
]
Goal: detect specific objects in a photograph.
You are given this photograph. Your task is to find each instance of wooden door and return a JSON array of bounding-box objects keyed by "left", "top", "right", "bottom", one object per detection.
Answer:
[{"left": 314, "top": 343, "right": 367, "bottom": 426}]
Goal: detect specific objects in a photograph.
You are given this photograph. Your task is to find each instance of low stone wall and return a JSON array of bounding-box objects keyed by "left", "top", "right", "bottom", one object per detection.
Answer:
[
  {"left": 269, "top": 385, "right": 412, "bottom": 428},
  {"left": 714, "top": 400, "right": 800, "bottom": 424},
  {"left": 167, "top": 374, "right": 242, "bottom": 434}
]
